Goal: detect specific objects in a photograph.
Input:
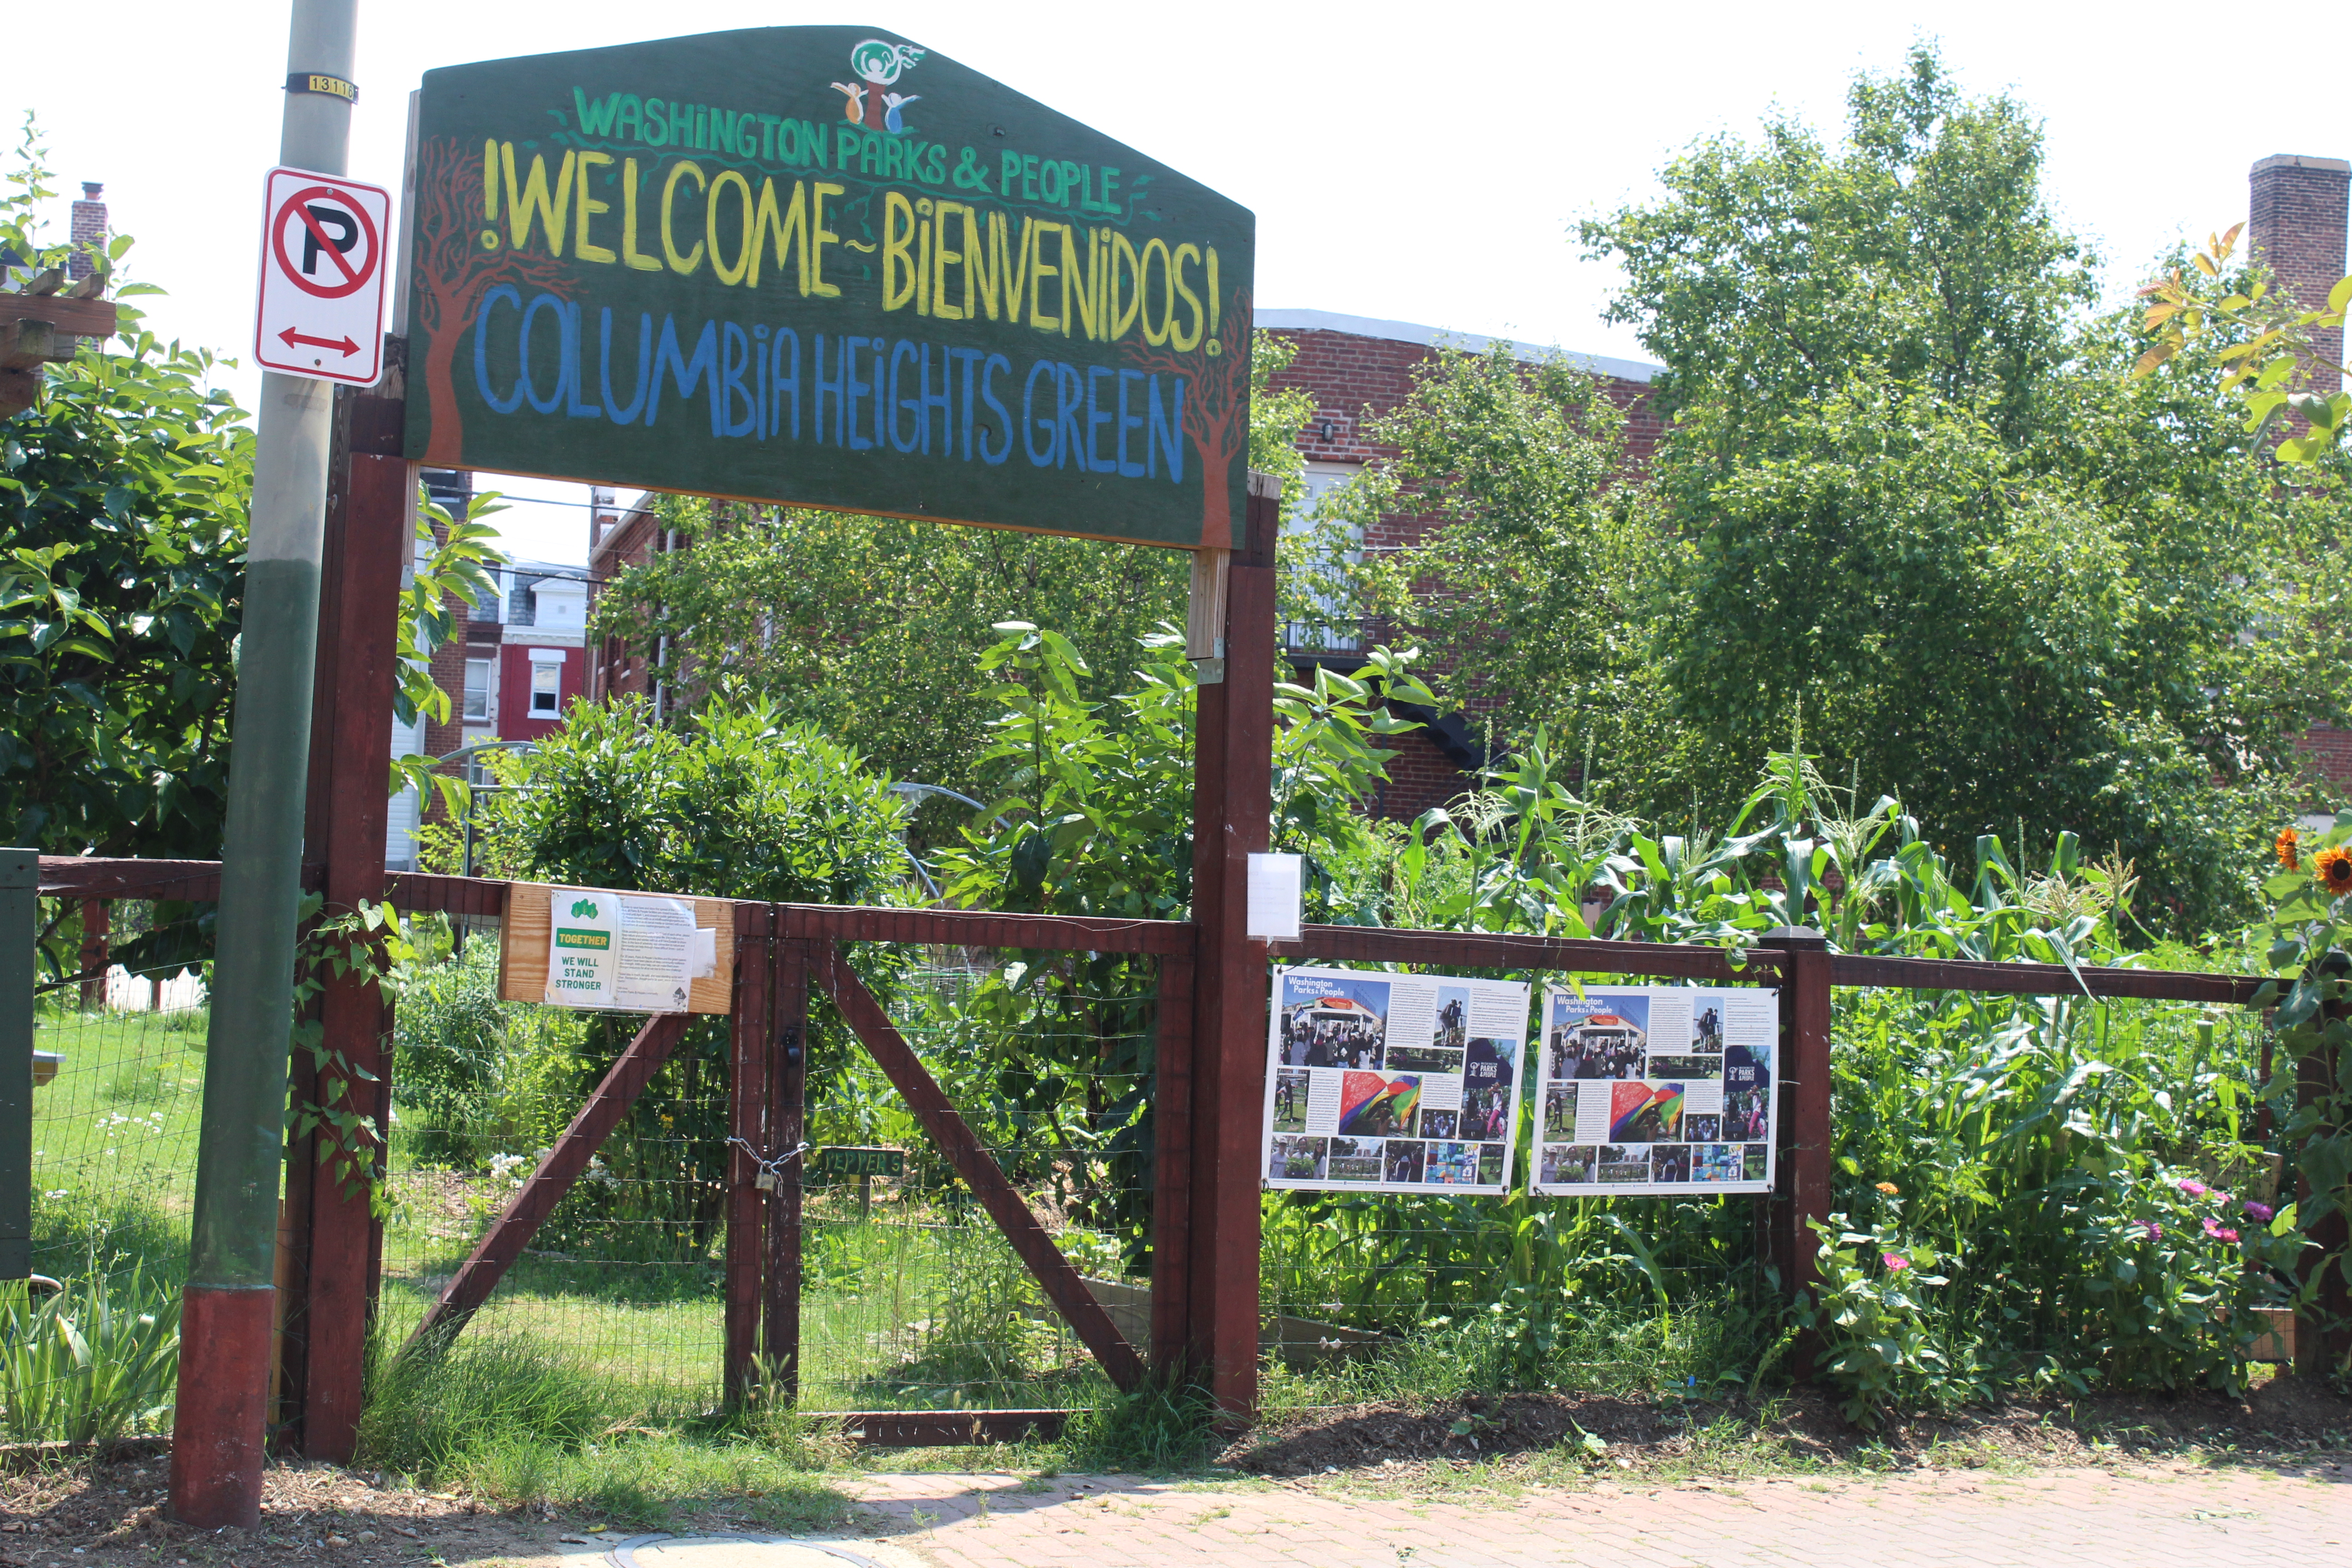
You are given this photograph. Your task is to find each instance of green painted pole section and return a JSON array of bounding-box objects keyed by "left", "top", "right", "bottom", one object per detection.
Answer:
[
  {"left": 0, "top": 847, "right": 33, "bottom": 1281},
  {"left": 184, "top": 0, "right": 356, "bottom": 1296}
]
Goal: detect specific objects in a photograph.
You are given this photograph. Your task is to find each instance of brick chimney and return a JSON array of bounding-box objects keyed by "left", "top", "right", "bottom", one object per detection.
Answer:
[
  {"left": 66, "top": 182, "right": 108, "bottom": 283},
  {"left": 2248, "top": 155, "right": 2349, "bottom": 387}
]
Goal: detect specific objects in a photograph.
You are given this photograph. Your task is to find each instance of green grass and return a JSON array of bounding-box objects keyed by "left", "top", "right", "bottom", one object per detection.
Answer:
[
  {"left": 373, "top": 1159, "right": 1122, "bottom": 1416},
  {"left": 29, "top": 1001, "right": 207, "bottom": 1288},
  {"left": 357, "top": 1332, "right": 854, "bottom": 1529}
]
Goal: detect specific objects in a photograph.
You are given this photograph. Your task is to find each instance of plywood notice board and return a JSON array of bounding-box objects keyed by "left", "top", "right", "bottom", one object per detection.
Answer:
[{"left": 497, "top": 881, "right": 735, "bottom": 1014}]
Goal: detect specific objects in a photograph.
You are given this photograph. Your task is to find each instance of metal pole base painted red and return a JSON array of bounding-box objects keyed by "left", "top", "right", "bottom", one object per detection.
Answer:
[{"left": 169, "top": 1284, "right": 276, "bottom": 1528}]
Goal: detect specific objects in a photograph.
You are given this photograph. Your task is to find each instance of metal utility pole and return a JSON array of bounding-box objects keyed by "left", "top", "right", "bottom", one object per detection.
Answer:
[{"left": 170, "top": 0, "right": 358, "bottom": 1528}]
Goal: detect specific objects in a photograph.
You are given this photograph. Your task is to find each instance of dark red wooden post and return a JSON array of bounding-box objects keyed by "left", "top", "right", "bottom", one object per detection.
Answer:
[
  {"left": 285, "top": 352, "right": 412, "bottom": 1460},
  {"left": 1185, "top": 474, "right": 1278, "bottom": 1415},
  {"left": 765, "top": 936, "right": 811, "bottom": 1401},
  {"left": 1763, "top": 926, "right": 1833, "bottom": 1366},
  {"left": 724, "top": 906, "right": 773, "bottom": 1405},
  {"left": 1147, "top": 946, "right": 1196, "bottom": 1380}
]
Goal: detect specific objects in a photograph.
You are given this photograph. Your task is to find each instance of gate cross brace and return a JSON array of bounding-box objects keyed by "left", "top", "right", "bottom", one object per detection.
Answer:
[
  {"left": 407, "top": 1012, "right": 691, "bottom": 1350},
  {"left": 815, "top": 945, "right": 1146, "bottom": 1392}
]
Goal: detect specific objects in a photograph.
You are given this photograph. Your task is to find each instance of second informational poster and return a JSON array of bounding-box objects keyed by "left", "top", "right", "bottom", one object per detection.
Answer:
[
  {"left": 1263, "top": 966, "right": 1531, "bottom": 1195},
  {"left": 1531, "top": 985, "right": 1778, "bottom": 1195}
]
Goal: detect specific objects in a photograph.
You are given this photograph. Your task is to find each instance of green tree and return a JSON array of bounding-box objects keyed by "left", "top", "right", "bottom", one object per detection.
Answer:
[
  {"left": 586, "top": 332, "right": 1318, "bottom": 809},
  {"left": 1, "top": 125, "right": 247, "bottom": 858},
  {"left": 490, "top": 690, "right": 911, "bottom": 904},
  {"left": 1588, "top": 47, "right": 2095, "bottom": 451},
  {"left": 1, "top": 119, "right": 501, "bottom": 859},
  {"left": 1327, "top": 341, "right": 1695, "bottom": 811},
  {"left": 1579, "top": 47, "right": 2349, "bottom": 928}
]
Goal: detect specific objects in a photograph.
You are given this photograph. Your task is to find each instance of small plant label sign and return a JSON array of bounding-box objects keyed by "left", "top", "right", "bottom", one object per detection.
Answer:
[{"left": 548, "top": 889, "right": 619, "bottom": 1005}]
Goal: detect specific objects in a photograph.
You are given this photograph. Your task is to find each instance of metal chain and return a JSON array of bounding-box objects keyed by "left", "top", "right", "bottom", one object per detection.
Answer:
[{"left": 726, "top": 1136, "right": 810, "bottom": 1192}]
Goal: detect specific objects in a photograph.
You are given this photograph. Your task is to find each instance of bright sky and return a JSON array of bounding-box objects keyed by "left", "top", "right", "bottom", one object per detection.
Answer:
[{"left": 8, "top": 1, "right": 2331, "bottom": 564}]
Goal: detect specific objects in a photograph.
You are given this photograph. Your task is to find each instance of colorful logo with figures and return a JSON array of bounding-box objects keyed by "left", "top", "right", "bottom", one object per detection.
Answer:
[{"left": 835, "top": 39, "right": 926, "bottom": 133}]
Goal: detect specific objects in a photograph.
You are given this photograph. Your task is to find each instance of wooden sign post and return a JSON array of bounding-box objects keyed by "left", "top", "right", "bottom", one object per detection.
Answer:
[{"left": 277, "top": 24, "right": 1269, "bottom": 1432}]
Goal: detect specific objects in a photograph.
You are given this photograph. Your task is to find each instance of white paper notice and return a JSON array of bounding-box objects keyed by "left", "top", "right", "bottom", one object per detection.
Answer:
[
  {"left": 614, "top": 896, "right": 700, "bottom": 1013},
  {"left": 540, "top": 887, "right": 715, "bottom": 1014},
  {"left": 545, "top": 887, "right": 619, "bottom": 1007},
  {"left": 1246, "top": 853, "right": 1303, "bottom": 941}
]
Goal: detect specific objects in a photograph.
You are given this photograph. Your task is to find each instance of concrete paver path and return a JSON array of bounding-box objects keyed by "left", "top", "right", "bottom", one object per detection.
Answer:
[{"left": 844, "top": 1464, "right": 2352, "bottom": 1568}]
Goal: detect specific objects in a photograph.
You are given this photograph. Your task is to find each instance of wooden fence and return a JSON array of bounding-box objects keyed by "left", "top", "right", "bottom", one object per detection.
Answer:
[{"left": 30, "top": 853, "right": 2337, "bottom": 1455}]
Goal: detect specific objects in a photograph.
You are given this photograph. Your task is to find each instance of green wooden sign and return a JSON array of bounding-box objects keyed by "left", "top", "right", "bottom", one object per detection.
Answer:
[
  {"left": 402, "top": 26, "right": 1254, "bottom": 551},
  {"left": 817, "top": 1145, "right": 906, "bottom": 1178}
]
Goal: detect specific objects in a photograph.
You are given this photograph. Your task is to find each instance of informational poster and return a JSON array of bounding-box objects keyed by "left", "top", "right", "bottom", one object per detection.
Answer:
[
  {"left": 544, "top": 886, "right": 718, "bottom": 1013},
  {"left": 1531, "top": 985, "right": 1778, "bottom": 1195},
  {"left": 1263, "top": 966, "right": 1531, "bottom": 1195}
]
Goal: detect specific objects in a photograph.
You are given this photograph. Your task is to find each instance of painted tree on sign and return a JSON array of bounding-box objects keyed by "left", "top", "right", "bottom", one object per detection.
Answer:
[
  {"left": 1125, "top": 286, "right": 1252, "bottom": 548},
  {"left": 410, "top": 137, "right": 566, "bottom": 465}
]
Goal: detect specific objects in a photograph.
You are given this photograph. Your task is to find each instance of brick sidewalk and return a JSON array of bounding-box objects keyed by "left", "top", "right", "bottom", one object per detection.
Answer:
[{"left": 848, "top": 1463, "right": 2352, "bottom": 1568}]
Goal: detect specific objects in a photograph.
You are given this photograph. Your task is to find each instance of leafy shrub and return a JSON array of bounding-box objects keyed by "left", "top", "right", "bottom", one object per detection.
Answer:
[{"left": 391, "top": 934, "right": 583, "bottom": 1168}]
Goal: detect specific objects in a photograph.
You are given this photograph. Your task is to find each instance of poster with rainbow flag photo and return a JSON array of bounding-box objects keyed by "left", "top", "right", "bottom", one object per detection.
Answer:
[
  {"left": 1263, "top": 965, "right": 1530, "bottom": 1195},
  {"left": 1532, "top": 983, "right": 1778, "bottom": 1196}
]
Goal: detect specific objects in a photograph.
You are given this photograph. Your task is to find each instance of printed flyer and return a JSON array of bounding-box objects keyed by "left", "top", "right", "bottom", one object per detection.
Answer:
[
  {"left": 544, "top": 886, "right": 718, "bottom": 1013},
  {"left": 1263, "top": 966, "right": 1531, "bottom": 1195},
  {"left": 1532, "top": 985, "right": 1778, "bottom": 1195}
]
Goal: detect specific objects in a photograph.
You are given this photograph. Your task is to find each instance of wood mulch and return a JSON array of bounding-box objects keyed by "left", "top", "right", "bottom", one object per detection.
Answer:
[
  {"left": 1226, "top": 1372, "right": 2352, "bottom": 1479},
  {"left": 0, "top": 1456, "right": 579, "bottom": 1567}
]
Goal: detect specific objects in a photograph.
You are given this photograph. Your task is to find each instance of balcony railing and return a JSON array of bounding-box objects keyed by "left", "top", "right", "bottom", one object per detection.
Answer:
[{"left": 1279, "top": 618, "right": 1365, "bottom": 655}]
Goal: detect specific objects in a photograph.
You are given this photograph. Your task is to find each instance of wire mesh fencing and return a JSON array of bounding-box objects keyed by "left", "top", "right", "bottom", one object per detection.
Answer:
[
  {"left": 1256, "top": 968, "right": 2287, "bottom": 1411},
  {"left": 380, "top": 922, "right": 732, "bottom": 1411},
  {"left": 1254, "top": 965, "right": 1778, "bottom": 1408},
  {"left": 798, "top": 945, "right": 1161, "bottom": 1413},
  {"left": 12, "top": 895, "right": 208, "bottom": 1443}
]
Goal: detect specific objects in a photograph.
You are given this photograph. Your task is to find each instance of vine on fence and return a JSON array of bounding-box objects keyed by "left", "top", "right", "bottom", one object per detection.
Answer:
[{"left": 288, "top": 895, "right": 413, "bottom": 1213}]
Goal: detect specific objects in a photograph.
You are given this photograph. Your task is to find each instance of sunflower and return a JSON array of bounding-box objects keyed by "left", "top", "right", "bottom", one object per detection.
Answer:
[
  {"left": 2315, "top": 844, "right": 2352, "bottom": 897},
  {"left": 2276, "top": 828, "right": 2300, "bottom": 871}
]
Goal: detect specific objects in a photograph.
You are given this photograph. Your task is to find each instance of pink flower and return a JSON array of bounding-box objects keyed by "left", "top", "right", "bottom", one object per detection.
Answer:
[
  {"left": 2178, "top": 1179, "right": 2209, "bottom": 1198},
  {"left": 1881, "top": 1252, "right": 1909, "bottom": 1271},
  {"left": 2202, "top": 1217, "right": 2240, "bottom": 1244},
  {"left": 2242, "top": 1200, "right": 2274, "bottom": 1223},
  {"left": 2142, "top": 1222, "right": 2162, "bottom": 1241}
]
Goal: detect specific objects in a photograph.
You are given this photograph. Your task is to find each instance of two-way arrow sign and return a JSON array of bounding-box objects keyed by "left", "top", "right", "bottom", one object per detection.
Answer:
[{"left": 278, "top": 327, "right": 360, "bottom": 357}]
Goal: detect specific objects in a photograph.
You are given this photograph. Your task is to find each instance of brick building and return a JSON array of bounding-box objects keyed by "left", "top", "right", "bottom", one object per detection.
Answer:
[
  {"left": 584, "top": 487, "right": 686, "bottom": 716},
  {"left": 2250, "top": 155, "right": 2352, "bottom": 792},
  {"left": 386, "top": 471, "right": 600, "bottom": 868},
  {"left": 1256, "top": 309, "right": 1663, "bottom": 819}
]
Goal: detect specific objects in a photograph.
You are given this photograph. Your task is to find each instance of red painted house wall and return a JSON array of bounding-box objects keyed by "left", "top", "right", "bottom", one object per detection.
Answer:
[{"left": 497, "top": 644, "right": 587, "bottom": 744}]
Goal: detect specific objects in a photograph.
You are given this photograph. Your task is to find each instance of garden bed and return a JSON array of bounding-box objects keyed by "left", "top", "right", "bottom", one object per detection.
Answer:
[{"left": 1228, "top": 1372, "right": 2352, "bottom": 1479}]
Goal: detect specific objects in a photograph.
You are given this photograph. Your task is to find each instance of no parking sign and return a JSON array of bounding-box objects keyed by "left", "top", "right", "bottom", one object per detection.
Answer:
[{"left": 252, "top": 165, "right": 391, "bottom": 385}]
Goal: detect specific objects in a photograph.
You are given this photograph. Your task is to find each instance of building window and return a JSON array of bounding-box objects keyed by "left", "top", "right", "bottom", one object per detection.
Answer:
[
  {"left": 463, "top": 659, "right": 491, "bottom": 720},
  {"left": 1281, "top": 461, "right": 1364, "bottom": 653},
  {"left": 530, "top": 661, "right": 561, "bottom": 715}
]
